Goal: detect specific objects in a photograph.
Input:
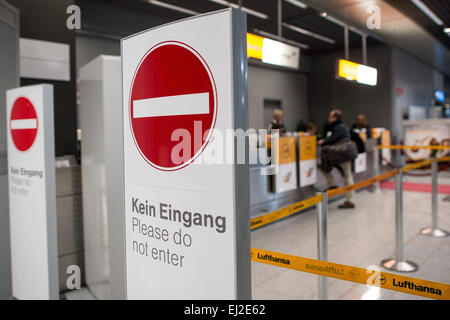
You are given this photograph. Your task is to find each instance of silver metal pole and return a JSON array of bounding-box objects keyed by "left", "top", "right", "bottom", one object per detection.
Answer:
[
  {"left": 395, "top": 171, "right": 404, "bottom": 262},
  {"left": 420, "top": 156, "right": 449, "bottom": 237},
  {"left": 344, "top": 25, "right": 349, "bottom": 60},
  {"left": 316, "top": 192, "right": 328, "bottom": 300},
  {"left": 381, "top": 168, "right": 418, "bottom": 272},
  {"left": 362, "top": 33, "right": 367, "bottom": 65},
  {"left": 372, "top": 145, "right": 381, "bottom": 193},
  {"left": 432, "top": 157, "right": 438, "bottom": 231}
]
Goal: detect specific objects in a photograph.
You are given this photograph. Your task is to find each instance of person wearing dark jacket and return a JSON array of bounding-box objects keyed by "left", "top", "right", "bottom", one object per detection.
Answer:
[
  {"left": 318, "top": 109, "right": 355, "bottom": 209},
  {"left": 351, "top": 114, "right": 372, "bottom": 138}
]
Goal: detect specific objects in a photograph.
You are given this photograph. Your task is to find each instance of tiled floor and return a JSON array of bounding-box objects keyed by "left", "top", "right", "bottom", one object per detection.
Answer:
[{"left": 251, "top": 171, "right": 450, "bottom": 300}]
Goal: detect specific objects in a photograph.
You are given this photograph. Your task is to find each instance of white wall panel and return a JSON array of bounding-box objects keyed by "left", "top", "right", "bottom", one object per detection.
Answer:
[{"left": 20, "top": 38, "right": 70, "bottom": 81}]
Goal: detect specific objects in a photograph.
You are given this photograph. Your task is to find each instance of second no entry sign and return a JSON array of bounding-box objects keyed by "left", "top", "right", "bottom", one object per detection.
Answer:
[
  {"left": 129, "top": 41, "right": 217, "bottom": 171},
  {"left": 10, "top": 96, "right": 39, "bottom": 152}
]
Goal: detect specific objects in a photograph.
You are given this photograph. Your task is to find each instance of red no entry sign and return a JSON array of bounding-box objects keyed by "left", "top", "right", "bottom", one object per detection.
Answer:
[
  {"left": 10, "top": 96, "right": 39, "bottom": 152},
  {"left": 129, "top": 41, "right": 217, "bottom": 171}
]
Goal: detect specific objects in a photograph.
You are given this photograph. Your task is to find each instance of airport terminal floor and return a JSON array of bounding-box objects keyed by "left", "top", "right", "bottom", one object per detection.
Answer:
[
  {"left": 251, "top": 173, "right": 450, "bottom": 300},
  {"left": 1, "top": 0, "right": 450, "bottom": 308}
]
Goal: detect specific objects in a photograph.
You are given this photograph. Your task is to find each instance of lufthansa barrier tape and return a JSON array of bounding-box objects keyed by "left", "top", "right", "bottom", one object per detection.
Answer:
[
  {"left": 402, "top": 159, "right": 434, "bottom": 173},
  {"left": 378, "top": 145, "right": 450, "bottom": 150},
  {"left": 251, "top": 248, "right": 450, "bottom": 300},
  {"left": 250, "top": 195, "right": 322, "bottom": 230},
  {"left": 401, "top": 156, "right": 450, "bottom": 173},
  {"left": 327, "top": 169, "right": 398, "bottom": 198}
]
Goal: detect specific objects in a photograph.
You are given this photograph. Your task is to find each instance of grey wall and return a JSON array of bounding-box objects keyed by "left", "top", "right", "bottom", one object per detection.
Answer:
[
  {"left": 75, "top": 35, "right": 120, "bottom": 71},
  {"left": 0, "top": 0, "right": 19, "bottom": 300},
  {"left": 446, "top": 77, "right": 450, "bottom": 97},
  {"left": 391, "top": 47, "right": 448, "bottom": 141},
  {"left": 248, "top": 64, "right": 309, "bottom": 131},
  {"left": 308, "top": 44, "right": 393, "bottom": 135},
  {"left": 75, "top": 34, "right": 120, "bottom": 126}
]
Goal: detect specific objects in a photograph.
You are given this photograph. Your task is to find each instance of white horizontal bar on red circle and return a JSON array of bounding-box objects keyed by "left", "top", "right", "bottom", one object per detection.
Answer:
[
  {"left": 10, "top": 118, "right": 37, "bottom": 130},
  {"left": 133, "top": 92, "right": 209, "bottom": 118}
]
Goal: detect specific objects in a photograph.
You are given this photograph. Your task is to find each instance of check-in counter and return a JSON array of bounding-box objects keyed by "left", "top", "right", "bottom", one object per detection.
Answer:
[{"left": 250, "top": 138, "right": 380, "bottom": 218}]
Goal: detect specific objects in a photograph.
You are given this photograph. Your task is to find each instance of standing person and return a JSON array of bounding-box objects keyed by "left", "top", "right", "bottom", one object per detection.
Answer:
[
  {"left": 352, "top": 114, "right": 372, "bottom": 138},
  {"left": 268, "top": 109, "right": 286, "bottom": 135},
  {"left": 318, "top": 109, "right": 358, "bottom": 209}
]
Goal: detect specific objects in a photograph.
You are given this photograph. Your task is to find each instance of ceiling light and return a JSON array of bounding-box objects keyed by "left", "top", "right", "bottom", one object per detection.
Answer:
[
  {"left": 410, "top": 0, "right": 443, "bottom": 26},
  {"left": 284, "top": 0, "right": 308, "bottom": 9},
  {"left": 147, "top": 0, "right": 199, "bottom": 16},
  {"left": 444, "top": 27, "right": 450, "bottom": 34},
  {"left": 319, "top": 12, "right": 328, "bottom": 17},
  {"left": 209, "top": 0, "right": 268, "bottom": 19},
  {"left": 283, "top": 23, "right": 335, "bottom": 44}
]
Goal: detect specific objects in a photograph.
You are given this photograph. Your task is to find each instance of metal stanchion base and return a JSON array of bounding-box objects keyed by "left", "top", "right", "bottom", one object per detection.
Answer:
[
  {"left": 381, "top": 259, "right": 418, "bottom": 272},
  {"left": 420, "top": 227, "right": 449, "bottom": 237}
]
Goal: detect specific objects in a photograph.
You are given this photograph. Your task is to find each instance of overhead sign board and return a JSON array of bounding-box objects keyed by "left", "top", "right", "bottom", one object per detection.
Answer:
[
  {"left": 121, "top": 9, "right": 250, "bottom": 299},
  {"left": 247, "top": 33, "right": 300, "bottom": 69},
  {"left": 6, "top": 84, "right": 58, "bottom": 300},
  {"left": 336, "top": 59, "right": 377, "bottom": 86}
]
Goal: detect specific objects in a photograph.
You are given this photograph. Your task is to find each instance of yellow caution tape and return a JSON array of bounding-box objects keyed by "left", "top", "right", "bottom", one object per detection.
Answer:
[
  {"left": 327, "top": 169, "right": 398, "bottom": 198},
  {"left": 402, "top": 159, "right": 434, "bottom": 172},
  {"left": 402, "top": 156, "right": 450, "bottom": 172},
  {"left": 251, "top": 248, "right": 450, "bottom": 300},
  {"left": 378, "top": 145, "right": 450, "bottom": 150},
  {"left": 250, "top": 195, "right": 322, "bottom": 230}
]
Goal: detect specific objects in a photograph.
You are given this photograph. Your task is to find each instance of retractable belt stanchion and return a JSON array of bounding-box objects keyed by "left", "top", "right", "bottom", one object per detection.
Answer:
[
  {"left": 316, "top": 191, "right": 328, "bottom": 300},
  {"left": 381, "top": 168, "right": 419, "bottom": 272},
  {"left": 420, "top": 156, "right": 449, "bottom": 237},
  {"left": 372, "top": 144, "right": 381, "bottom": 193}
]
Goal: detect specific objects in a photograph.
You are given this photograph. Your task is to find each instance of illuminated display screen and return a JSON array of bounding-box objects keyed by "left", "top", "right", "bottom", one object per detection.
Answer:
[
  {"left": 247, "top": 33, "right": 300, "bottom": 69},
  {"left": 336, "top": 59, "right": 378, "bottom": 86},
  {"left": 435, "top": 90, "right": 445, "bottom": 102}
]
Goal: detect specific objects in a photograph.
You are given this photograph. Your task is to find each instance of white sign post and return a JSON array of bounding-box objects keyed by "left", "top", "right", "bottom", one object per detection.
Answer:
[
  {"left": 121, "top": 9, "right": 250, "bottom": 299},
  {"left": 6, "top": 84, "right": 58, "bottom": 300}
]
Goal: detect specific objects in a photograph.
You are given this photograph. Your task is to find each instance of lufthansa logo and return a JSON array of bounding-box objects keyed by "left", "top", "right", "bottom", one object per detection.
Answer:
[
  {"left": 375, "top": 274, "right": 387, "bottom": 286},
  {"left": 348, "top": 269, "right": 360, "bottom": 280},
  {"left": 282, "top": 142, "right": 290, "bottom": 159}
]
